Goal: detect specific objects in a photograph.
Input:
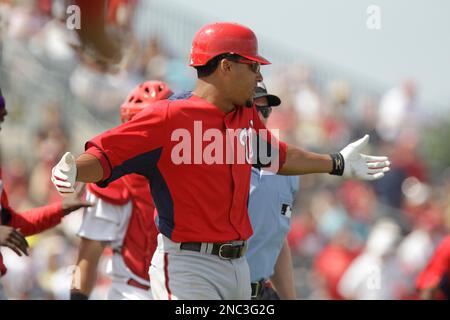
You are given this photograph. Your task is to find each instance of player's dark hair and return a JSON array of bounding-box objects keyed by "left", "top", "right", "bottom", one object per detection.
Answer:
[{"left": 195, "top": 53, "right": 240, "bottom": 78}]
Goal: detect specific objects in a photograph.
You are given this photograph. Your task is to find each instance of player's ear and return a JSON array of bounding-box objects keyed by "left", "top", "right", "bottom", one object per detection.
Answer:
[{"left": 219, "top": 58, "right": 232, "bottom": 74}]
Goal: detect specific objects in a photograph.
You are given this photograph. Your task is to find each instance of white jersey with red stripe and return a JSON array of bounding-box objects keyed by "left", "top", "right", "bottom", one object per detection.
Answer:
[{"left": 78, "top": 174, "right": 158, "bottom": 299}]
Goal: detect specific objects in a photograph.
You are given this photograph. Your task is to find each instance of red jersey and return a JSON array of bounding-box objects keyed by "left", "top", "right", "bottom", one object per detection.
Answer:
[
  {"left": 87, "top": 173, "right": 158, "bottom": 281},
  {"left": 86, "top": 92, "right": 287, "bottom": 243},
  {"left": 0, "top": 169, "right": 64, "bottom": 276},
  {"left": 416, "top": 235, "right": 450, "bottom": 297}
]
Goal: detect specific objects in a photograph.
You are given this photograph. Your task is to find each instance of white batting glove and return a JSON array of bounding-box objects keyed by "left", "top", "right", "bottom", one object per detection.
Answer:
[
  {"left": 51, "top": 152, "right": 77, "bottom": 195},
  {"left": 334, "top": 135, "right": 391, "bottom": 181}
]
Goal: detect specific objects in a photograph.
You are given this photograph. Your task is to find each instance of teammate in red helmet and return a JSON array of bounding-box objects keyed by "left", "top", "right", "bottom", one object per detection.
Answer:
[
  {"left": 70, "top": 81, "right": 172, "bottom": 300},
  {"left": 52, "top": 22, "right": 390, "bottom": 300},
  {"left": 120, "top": 81, "right": 173, "bottom": 122}
]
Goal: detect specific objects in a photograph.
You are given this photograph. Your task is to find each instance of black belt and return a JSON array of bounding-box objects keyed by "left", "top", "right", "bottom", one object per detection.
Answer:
[{"left": 180, "top": 241, "right": 247, "bottom": 260}]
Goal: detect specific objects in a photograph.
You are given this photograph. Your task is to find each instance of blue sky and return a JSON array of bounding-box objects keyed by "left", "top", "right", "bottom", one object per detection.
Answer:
[{"left": 162, "top": 0, "right": 450, "bottom": 112}]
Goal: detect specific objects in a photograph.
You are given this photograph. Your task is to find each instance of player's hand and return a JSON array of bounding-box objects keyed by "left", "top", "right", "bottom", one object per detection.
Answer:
[
  {"left": 340, "top": 135, "right": 390, "bottom": 181},
  {"left": 0, "top": 226, "right": 29, "bottom": 257},
  {"left": 61, "top": 183, "right": 93, "bottom": 216},
  {"left": 51, "top": 152, "right": 77, "bottom": 196}
]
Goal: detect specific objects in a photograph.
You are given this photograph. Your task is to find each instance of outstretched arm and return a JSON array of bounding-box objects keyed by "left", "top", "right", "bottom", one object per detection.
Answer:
[
  {"left": 76, "top": 153, "right": 105, "bottom": 183},
  {"left": 52, "top": 152, "right": 105, "bottom": 194},
  {"left": 279, "top": 135, "right": 390, "bottom": 181},
  {"left": 278, "top": 147, "right": 332, "bottom": 175},
  {"left": 2, "top": 184, "right": 91, "bottom": 237}
]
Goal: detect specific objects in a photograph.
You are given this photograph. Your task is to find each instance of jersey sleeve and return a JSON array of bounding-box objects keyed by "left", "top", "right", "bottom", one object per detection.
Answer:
[
  {"left": 251, "top": 106, "right": 287, "bottom": 172},
  {"left": 77, "top": 191, "right": 132, "bottom": 242},
  {"left": 85, "top": 101, "right": 169, "bottom": 187},
  {"left": 1, "top": 188, "right": 63, "bottom": 237}
]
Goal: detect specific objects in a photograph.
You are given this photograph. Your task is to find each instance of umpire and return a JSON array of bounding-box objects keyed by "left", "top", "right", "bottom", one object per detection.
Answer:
[{"left": 246, "top": 83, "right": 299, "bottom": 300}]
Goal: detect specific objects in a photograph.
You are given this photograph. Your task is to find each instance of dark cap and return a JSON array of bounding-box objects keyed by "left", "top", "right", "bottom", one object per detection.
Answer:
[{"left": 253, "top": 82, "right": 281, "bottom": 107}]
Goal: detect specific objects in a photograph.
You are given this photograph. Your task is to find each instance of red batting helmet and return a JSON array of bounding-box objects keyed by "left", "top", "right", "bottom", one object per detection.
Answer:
[
  {"left": 189, "top": 22, "right": 270, "bottom": 67},
  {"left": 120, "top": 81, "right": 172, "bottom": 122}
]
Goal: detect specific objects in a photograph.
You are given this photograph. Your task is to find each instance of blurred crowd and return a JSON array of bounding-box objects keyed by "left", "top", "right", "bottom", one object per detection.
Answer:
[
  {"left": 266, "top": 65, "right": 450, "bottom": 299},
  {"left": 1, "top": 0, "right": 449, "bottom": 300}
]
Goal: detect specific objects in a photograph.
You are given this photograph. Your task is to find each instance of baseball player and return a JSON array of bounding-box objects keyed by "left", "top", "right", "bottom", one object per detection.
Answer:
[
  {"left": 246, "top": 83, "right": 299, "bottom": 300},
  {"left": 70, "top": 81, "right": 173, "bottom": 300},
  {"left": 0, "top": 89, "right": 91, "bottom": 294},
  {"left": 51, "top": 22, "right": 391, "bottom": 300}
]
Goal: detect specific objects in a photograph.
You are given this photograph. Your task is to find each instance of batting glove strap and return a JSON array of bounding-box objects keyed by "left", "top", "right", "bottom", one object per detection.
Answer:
[{"left": 329, "top": 153, "right": 345, "bottom": 176}]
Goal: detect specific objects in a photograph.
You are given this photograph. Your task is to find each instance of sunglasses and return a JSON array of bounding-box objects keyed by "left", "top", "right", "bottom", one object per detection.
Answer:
[
  {"left": 256, "top": 105, "right": 272, "bottom": 118},
  {"left": 224, "top": 54, "right": 261, "bottom": 74}
]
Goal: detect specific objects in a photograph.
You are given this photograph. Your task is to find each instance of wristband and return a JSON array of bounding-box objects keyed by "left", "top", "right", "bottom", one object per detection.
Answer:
[{"left": 329, "top": 153, "right": 345, "bottom": 176}]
